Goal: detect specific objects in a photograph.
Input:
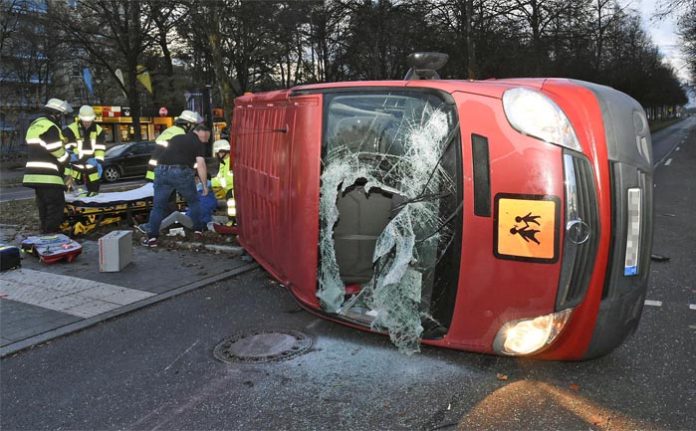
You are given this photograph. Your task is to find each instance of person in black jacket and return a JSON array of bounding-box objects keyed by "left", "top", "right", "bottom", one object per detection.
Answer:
[{"left": 141, "top": 123, "right": 210, "bottom": 247}]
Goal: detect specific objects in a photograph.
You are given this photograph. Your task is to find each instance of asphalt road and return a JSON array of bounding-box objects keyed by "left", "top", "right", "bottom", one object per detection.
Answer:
[
  {"left": 1, "top": 119, "right": 695, "bottom": 430},
  {"left": 0, "top": 179, "right": 146, "bottom": 203},
  {"left": 651, "top": 116, "right": 695, "bottom": 166}
]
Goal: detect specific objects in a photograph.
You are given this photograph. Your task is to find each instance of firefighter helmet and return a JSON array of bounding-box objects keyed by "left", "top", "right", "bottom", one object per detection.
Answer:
[
  {"left": 177, "top": 110, "right": 203, "bottom": 125},
  {"left": 45, "top": 98, "right": 72, "bottom": 114},
  {"left": 212, "top": 139, "right": 230, "bottom": 153},
  {"left": 78, "top": 105, "right": 96, "bottom": 122}
]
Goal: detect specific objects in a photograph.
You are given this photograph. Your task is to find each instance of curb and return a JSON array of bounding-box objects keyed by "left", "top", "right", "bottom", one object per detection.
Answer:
[
  {"left": 0, "top": 180, "right": 22, "bottom": 187},
  {"left": 172, "top": 242, "right": 243, "bottom": 255},
  {"left": 0, "top": 262, "right": 258, "bottom": 358}
]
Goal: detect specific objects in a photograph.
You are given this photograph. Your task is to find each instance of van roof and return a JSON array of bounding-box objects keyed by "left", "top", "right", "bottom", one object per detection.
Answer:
[{"left": 236, "top": 78, "right": 567, "bottom": 105}]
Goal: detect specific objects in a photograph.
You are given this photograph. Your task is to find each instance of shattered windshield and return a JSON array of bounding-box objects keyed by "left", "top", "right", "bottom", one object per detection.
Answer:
[{"left": 318, "top": 90, "right": 462, "bottom": 354}]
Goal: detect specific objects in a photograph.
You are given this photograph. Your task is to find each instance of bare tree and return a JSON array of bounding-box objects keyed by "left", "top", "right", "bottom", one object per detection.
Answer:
[
  {"left": 505, "top": 0, "right": 577, "bottom": 74},
  {"left": 1, "top": 1, "right": 56, "bottom": 109},
  {"left": 170, "top": 0, "right": 691, "bottom": 120},
  {"left": 0, "top": 0, "right": 21, "bottom": 54},
  {"left": 303, "top": 1, "right": 347, "bottom": 82},
  {"left": 177, "top": 0, "right": 242, "bottom": 121},
  {"left": 146, "top": 1, "right": 184, "bottom": 78},
  {"left": 677, "top": 3, "right": 696, "bottom": 83},
  {"left": 430, "top": 0, "right": 477, "bottom": 78},
  {"left": 653, "top": 0, "right": 695, "bottom": 20},
  {"left": 51, "top": 0, "right": 157, "bottom": 140}
]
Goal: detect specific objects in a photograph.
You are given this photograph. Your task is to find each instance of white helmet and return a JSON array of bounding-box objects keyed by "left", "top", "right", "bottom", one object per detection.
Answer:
[
  {"left": 212, "top": 139, "right": 230, "bottom": 153},
  {"left": 78, "top": 105, "right": 96, "bottom": 122},
  {"left": 177, "top": 110, "right": 203, "bottom": 125},
  {"left": 45, "top": 98, "right": 72, "bottom": 114}
]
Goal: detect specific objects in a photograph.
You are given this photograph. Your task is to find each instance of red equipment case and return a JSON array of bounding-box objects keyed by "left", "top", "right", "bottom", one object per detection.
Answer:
[{"left": 21, "top": 234, "right": 82, "bottom": 264}]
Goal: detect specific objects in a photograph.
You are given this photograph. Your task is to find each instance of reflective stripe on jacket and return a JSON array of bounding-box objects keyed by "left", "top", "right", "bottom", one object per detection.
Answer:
[
  {"left": 65, "top": 121, "right": 105, "bottom": 162},
  {"left": 211, "top": 155, "right": 233, "bottom": 194},
  {"left": 23, "top": 117, "right": 68, "bottom": 189},
  {"left": 146, "top": 125, "right": 186, "bottom": 181}
]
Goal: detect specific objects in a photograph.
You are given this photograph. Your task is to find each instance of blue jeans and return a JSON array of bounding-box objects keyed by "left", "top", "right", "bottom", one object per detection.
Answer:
[{"left": 147, "top": 165, "right": 203, "bottom": 238}]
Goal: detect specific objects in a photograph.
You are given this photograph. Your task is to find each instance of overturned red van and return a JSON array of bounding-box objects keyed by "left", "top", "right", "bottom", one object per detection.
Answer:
[{"left": 232, "top": 55, "right": 653, "bottom": 360}]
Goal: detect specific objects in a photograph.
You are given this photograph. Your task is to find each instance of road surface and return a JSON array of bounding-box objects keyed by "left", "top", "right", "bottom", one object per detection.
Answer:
[{"left": 1, "top": 118, "right": 695, "bottom": 430}]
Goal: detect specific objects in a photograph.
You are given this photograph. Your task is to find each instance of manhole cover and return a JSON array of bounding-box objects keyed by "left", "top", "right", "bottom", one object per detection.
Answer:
[{"left": 213, "top": 330, "right": 312, "bottom": 364}]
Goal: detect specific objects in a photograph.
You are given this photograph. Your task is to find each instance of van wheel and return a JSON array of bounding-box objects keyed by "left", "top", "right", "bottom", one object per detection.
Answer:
[{"left": 103, "top": 166, "right": 121, "bottom": 182}]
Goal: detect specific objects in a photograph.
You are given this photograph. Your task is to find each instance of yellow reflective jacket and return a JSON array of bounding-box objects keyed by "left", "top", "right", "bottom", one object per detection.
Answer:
[
  {"left": 64, "top": 121, "right": 105, "bottom": 162},
  {"left": 22, "top": 117, "right": 69, "bottom": 189},
  {"left": 211, "top": 154, "right": 233, "bottom": 198}
]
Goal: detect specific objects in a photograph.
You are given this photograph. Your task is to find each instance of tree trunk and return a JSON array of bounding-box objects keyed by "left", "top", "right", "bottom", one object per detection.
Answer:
[
  {"left": 530, "top": 0, "right": 541, "bottom": 74},
  {"left": 208, "top": 30, "right": 238, "bottom": 124},
  {"left": 128, "top": 61, "right": 142, "bottom": 141},
  {"left": 160, "top": 35, "right": 174, "bottom": 77},
  {"left": 128, "top": 2, "right": 142, "bottom": 141},
  {"left": 465, "top": 0, "right": 476, "bottom": 79}
]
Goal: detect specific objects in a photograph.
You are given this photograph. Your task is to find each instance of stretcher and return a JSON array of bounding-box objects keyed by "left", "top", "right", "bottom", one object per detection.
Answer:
[
  {"left": 61, "top": 183, "right": 184, "bottom": 236},
  {"left": 21, "top": 234, "right": 82, "bottom": 264}
]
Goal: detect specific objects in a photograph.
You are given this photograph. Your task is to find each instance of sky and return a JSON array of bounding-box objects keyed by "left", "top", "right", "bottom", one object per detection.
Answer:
[
  {"left": 633, "top": 0, "right": 695, "bottom": 106},
  {"left": 633, "top": 0, "right": 692, "bottom": 84}
]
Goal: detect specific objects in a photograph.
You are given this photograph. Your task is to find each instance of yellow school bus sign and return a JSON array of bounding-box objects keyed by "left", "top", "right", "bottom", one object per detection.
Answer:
[{"left": 494, "top": 194, "right": 560, "bottom": 263}]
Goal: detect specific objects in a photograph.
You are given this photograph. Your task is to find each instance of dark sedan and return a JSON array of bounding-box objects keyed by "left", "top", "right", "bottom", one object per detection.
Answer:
[{"left": 102, "top": 141, "right": 157, "bottom": 182}]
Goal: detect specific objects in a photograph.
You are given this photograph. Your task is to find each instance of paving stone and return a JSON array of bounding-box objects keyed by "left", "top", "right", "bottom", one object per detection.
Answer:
[
  {"left": 61, "top": 298, "right": 121, "bottom": 318},
  {"left": 79, "top": 285, "right": 153, "bottom": 305},
  {"left": 0, "top": 268, "right": 153, "bottom": 318},
  {"left": 0, "top": 300, "right": 79, "bottom": 344},
  {"left": 1, "top": 279, "right": 68, "bottom": 304}
]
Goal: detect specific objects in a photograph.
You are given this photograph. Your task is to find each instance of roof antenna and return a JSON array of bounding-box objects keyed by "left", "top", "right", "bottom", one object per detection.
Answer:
[{"left": 404, "top": 52, "right": 449, "bottom": 80}]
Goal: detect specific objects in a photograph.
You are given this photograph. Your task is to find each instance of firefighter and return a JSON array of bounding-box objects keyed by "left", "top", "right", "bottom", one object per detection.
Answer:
[
  {"left": 211, "top": 139, "right": 236, "bottom": 218},
  {"left": 63, "top": 105, "right": 106, "bottom": 196},
  {"left": 22, "top": 98, "right": 72, "bottom": 233},
  {"left": 146, "top": 110, "right": 202, "bottom": 181}
]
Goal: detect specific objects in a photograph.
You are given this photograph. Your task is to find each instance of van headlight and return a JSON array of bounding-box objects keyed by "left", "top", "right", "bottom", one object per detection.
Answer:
[
  {"left": 503, "top": 87, "right": 582, "bottom": 152},
  {"left": 493, "top": 309, "right": 573, "bottom": 356}
]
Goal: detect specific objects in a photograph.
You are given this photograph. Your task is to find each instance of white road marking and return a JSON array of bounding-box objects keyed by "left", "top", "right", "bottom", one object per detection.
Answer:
[
  {"left": 0, "top": 268, "right": 154, "bottom": 318},
  {"left": 665, "top": 158, "right": 673, "bottom": 166},
  {"left": 690, "top": 304, "right": 696, "bottom": 310},
  {"left": 644, "top": 300, "right": 662, "bottom": 307},
  {"left": 164, "top": 340, "right": 200, "bottom": 371},
  {"left": 305, "top": 319, "right": 322, "bottom": 330}
]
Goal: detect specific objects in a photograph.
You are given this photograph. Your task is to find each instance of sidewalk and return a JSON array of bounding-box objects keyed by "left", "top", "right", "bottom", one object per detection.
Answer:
[
  {"left": 0, "top": 163, "right": 25, "bottom": 187},
  {"left": 0, "top": 225, "right": 256, "bottom": 357}
]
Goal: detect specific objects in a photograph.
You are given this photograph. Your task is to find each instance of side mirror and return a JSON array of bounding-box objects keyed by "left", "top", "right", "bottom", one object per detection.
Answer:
[{"left": 404, "top": 52, "right": 449, "bottom": 80}]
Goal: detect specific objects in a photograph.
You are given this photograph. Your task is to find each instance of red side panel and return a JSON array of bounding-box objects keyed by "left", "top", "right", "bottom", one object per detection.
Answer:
[
  {"left": 281, "top": 95, "right": 323, "bottom": 308},
  {"left": 234, "top": 92, "right": 323, "bottom": 308},
  {"left": 234, "top": 94, "right": 290, "bottom": 280}
]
